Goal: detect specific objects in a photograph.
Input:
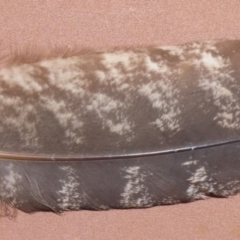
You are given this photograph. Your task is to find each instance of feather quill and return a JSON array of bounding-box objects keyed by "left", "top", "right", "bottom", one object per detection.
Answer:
[{"left": 1, "top": 39, "right": 240, "bottom": 217}]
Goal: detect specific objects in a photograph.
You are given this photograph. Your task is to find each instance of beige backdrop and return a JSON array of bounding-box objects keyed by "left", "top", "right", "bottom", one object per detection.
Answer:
[{"left": 1, "top": 1, "right": 240, "bottom": 239}]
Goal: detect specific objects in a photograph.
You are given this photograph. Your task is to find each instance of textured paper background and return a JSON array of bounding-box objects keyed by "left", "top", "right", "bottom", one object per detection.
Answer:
[{"left": 1, "top": 1, "right": 240, "bottom": 239}]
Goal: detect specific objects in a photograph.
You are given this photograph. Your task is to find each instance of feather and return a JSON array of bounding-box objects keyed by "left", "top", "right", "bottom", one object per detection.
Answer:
[{"left": 1, "top": 39, "right": 240, "bottom": 217}]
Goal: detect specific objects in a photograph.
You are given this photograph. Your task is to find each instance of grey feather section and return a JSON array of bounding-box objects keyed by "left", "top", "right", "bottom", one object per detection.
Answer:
[{"left": 1, "top": 39, "right": 240, "bottom": 215}]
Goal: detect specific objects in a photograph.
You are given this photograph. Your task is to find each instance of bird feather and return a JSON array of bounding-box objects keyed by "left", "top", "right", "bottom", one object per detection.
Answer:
[{"left": 0, "top": 39, "right": 240, "bottom": 216}]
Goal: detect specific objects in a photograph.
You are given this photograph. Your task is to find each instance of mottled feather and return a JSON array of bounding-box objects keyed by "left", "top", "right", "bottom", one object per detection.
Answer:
[{"left": 1, "top": 40, "right": 240, "bottom": 217}]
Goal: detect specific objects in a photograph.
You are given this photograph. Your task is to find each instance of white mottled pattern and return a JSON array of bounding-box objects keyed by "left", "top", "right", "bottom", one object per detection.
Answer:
[
  {"left": 161, "top": 197, "right": 179, "bottom": 205},
  {"left": 0, "top": 40, "right": 239, "bottom": 152},
  {"left": 0, "top": 58, "right": 88, "bottom": 147},
  {"left": 144, "top": 56, "right": 169, "bottom": 74},
  {"left": 40, "top": 97, "right": 84, "bottom": 145},
  {"left": 217, "top": 180, "right": 240, "bottom": 196},
  {"left": 188, "top": 167, "right": 207, "bottom": 183},
  {"left": 182, "top": 160, "right": 198, "bottom": 166},
  {"left": 186, "top": 166, "right": 213, "bottom": 199},
  {"left": 120, "top": 166, "right": 153, "bottom": 207},
  {"left": 160, "top": 45, "right": 185, "bottom": 60},
  {"left": 200, "top": 78, "right": 240, "bottom": 129},
  {"left": 0, "top": 164, "right": 22, "bottom": 203},
  {"left": 57, "top": 166, "right": 84, "bottom": 210},
  {"left": 100, "top": 50, "right": 143, "bottom": 93},
  {"left": 39, "top": 57, "right": 87, "bottom": 97},
  {"left": 101, "top": 51, "right": 141, "bottom": 71},
  {"left": 138, "top": 80, "right": 181, "bottom": 132},
  {"left": 195, "top": 45, "right": 240, "bottom": 129},
  {"left": 99, "top": 49, "right": 182, "bottom": 134},
  {"left": 86, "top": 93, "right": 133, "bottom": 136},
  {"left": 195, "top": 52, "right": 225, "bottom": 70},
  {"left": 0, "top": 95, "right": 39, "bottom": 147},
  {"left": 0, "top": 65, "right": 43, "bottom": 93},
  {"left": 186, "top": 41, "right": 217, "bottom": 56}
]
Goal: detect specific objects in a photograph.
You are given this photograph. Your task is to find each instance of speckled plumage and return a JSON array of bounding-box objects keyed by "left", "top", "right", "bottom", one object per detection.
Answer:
[{"left": 1, "top": 40, "right": 240, "bottom": 216}]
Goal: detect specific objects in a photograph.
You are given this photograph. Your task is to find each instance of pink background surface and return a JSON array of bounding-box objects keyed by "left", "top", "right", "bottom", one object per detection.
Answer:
[{"left": 1, "top": 0, "right": 240, "bottom": 239}]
